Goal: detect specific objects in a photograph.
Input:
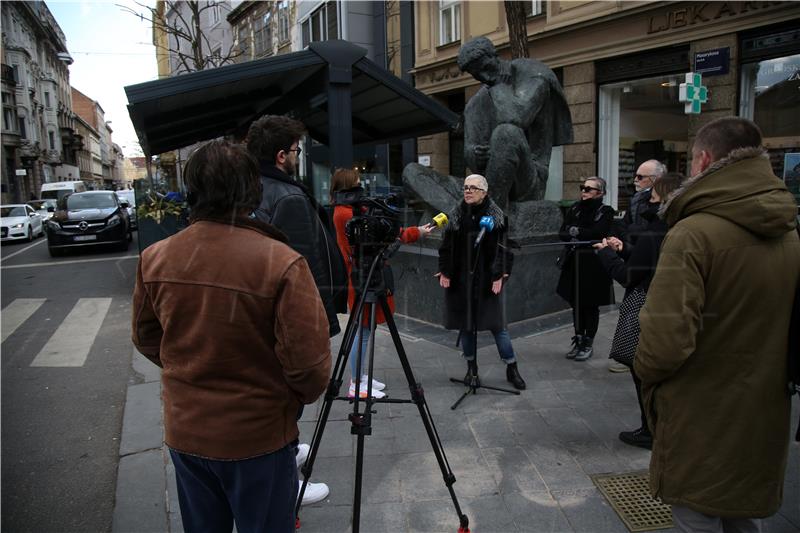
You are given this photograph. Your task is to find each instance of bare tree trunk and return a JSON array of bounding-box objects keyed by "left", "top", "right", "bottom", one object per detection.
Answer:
[{"left": 504, "top": 1, "right": 529, "bottom": 59}]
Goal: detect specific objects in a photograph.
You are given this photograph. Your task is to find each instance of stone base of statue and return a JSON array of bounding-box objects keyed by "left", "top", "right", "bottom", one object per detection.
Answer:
[{"left": 395, "top": 162, "right": 569, "bottom": 325}]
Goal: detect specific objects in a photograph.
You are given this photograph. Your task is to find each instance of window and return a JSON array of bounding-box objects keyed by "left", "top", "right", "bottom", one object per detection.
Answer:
[
  {"left": 2, "top": 92, "right": 16, "bottom": 132},
  {"left": 527, "top": 0, "right": 543, "bottom": 17},
  {"left": 740, "top": 53, "right": 800, "bottom": 191},
  {"left": 237, "top": 24, "right": 249, "bottom": 58},
  {"left": 278, "top": 1, "right": 290, "bottom": 44},
  {"left": 209, "top": 1, "right": 220, "bottom": 25},
  {"left": 301, "top": 2, "right": 338, "bottom": 49},
  {"left": 18, "top": 117, "right": 26, "bottom": 139},
  {"left": 254, "top": 12, "right": 272, "bottom": 57},
  {"left": 439, "top": 1, "right": 461, "bottom": 46},
  {"left": 48, "top": 131, "right": 55, "bottom": 150},
  {"left": 44, "top": 91, "right": 51, "bottom": 108}
]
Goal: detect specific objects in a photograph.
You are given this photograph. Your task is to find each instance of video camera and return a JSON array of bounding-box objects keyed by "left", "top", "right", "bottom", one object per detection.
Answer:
[
  {"left": 335, "top": 187, "right": 403, "bottom": 263},
  {"left": 334, "top": 187, "right": 405, "bottom": 294}
]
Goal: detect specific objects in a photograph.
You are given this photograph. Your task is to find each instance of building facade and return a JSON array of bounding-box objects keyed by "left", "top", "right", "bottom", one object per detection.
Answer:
[
  {"left": 1, "top": 0, "right": 79, "bottom": 203},
  {"left": 411, "top": 0, "right": 800, "bottom": 210}
]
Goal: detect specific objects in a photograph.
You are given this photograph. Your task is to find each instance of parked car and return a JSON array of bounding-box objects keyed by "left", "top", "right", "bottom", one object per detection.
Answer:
[
  {"left": 46, "top": 191, "right": 132, "bottom": 256},
  {"left": 115, "top": 190, "right": 137, "bottom": 229},
  {"left": 28, "top": 199, "right": 58, "bottom": 221},
  {"left": 1, "top": 204, "right": 44, "bottom": 242}
]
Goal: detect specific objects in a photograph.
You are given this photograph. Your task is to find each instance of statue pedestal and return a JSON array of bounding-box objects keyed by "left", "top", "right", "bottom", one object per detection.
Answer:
[{"left": 389, "top": 237, "right": 569, "bottom": 326}]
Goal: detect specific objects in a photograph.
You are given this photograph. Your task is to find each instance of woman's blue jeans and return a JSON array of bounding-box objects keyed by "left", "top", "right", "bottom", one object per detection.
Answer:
[
  {"left": 349, "top": 325, "right": 371, "bottom": 381},
  {"left": 460, "top": 329, "right": 516, "bottom": 364}
]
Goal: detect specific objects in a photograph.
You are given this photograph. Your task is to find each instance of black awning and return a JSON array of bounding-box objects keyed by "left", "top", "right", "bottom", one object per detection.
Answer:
[{"left": 125, "top": 40, "right": 458, "bottom": 157}]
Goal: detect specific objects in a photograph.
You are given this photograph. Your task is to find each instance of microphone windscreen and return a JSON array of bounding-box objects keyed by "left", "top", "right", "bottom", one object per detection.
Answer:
[{"left": 432, "top": 213, "right": 449, "bottom": 228}]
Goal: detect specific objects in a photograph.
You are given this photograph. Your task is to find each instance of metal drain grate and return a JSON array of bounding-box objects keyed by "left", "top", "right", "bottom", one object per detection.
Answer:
[{"left": 591, "top": 471, "right": 673, "bottom": 532}]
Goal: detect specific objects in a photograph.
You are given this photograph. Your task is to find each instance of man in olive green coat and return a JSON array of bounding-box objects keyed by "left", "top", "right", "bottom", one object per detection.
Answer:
[{"left": 635, "top": 117, "right": 800, "bottom": 531}]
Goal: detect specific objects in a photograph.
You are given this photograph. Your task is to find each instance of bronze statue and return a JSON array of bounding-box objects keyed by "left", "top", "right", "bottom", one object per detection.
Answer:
[{"left": 458, "top": 37, "right": 573, "bottom": 208}]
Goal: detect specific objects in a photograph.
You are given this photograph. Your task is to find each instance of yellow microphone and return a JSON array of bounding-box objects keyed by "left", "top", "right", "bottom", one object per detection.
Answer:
[{"left": 432, "top": 213, "right": 449, "bottom": 229}]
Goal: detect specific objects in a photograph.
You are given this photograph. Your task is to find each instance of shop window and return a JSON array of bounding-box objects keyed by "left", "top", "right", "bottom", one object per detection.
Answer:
[
  {"left": 740, "top": 53, "right": 800, "bottom": 191},
  {"left": 599, "top": 75, "right": 688, "bottom": 210},
  {"left": 439, "top": 0, "right": 461, "bottom": 46}
]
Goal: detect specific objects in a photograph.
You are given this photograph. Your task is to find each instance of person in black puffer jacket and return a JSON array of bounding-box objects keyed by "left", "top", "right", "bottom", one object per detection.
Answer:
[
  {"left": 593, "top": 173, "right": 683, "bottom": 450},
  {"left": 556, "top": 176, "right": 616, "bottom": 362}
]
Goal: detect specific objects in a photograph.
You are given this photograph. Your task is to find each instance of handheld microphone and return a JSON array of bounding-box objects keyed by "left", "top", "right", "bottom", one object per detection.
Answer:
[
  {"left": 432, "top": 213, "right": 449, "bottom": 229},
  {"left": 474, "top": 216, "right": 495, "bottom": 248}
]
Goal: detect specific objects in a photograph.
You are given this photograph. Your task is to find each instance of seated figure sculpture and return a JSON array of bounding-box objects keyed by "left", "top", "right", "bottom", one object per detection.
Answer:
[{"left": 458, "top": 37, "right": 573, "bottom": 208}]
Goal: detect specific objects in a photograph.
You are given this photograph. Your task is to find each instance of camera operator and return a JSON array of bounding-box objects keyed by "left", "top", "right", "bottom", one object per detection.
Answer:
[
  {"left": 436, "top": 174, "right": 526, "bottom": 390},
  {"left": 330, "top": 168, "right": 434, "bottom": 399},
  {"left": 246, "top": 115, "right": 346, "bottom": 505},
  {"left": 132, "top": 140, "right": 330, "bottom": 532},
  {"left": 556, "top": 176, "right": 615, "bottom": 362}
]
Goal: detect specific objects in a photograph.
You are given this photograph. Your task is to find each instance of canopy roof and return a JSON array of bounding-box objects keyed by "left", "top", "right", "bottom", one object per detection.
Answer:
[{"left": 125, "top": 40, "right": 458, "bottom": 157}]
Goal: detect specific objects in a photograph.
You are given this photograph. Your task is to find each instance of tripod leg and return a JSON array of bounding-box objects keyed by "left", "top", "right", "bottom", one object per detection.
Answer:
[
  {"left": 295, "top": 291, "right": 368, "bottom": 517},
  {"left": 379, "top": 297, "right": 470, "bottom": 532}
]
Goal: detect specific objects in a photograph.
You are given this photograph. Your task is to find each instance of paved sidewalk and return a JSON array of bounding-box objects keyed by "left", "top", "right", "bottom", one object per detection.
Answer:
[{"left": 113, "top": 309, "right": 800, "bottom": 533}]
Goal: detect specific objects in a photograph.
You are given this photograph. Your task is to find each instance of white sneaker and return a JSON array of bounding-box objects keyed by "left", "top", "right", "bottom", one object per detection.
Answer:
[
  {"left": 348, "top": 380, "right": 386, "bottom": 399},
  {"left": 295, "top": 443, "right": 310, "bottom": 469},
  {"left": 360, "top": 375, "right": 385, "bottom": 391},
  {"left": 298, "top": 481, "right": 329, "bottom": 505}
]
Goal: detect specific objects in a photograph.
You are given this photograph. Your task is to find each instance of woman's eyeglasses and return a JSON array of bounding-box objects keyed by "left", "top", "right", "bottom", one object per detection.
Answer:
[
  {"left": 463, "top": 185, "right": 484, "bottom": 193},
  {"left": 579, "top": 185, "right": 601, "bottom": 193}
]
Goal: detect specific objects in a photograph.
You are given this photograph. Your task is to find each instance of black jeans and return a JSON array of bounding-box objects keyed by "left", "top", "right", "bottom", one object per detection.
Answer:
[{"left": 572, "top": 304, "right": 599, "bottom": 338}]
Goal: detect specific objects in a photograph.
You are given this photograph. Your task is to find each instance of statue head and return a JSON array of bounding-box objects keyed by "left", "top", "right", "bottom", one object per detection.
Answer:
[{"left": 457, "top": 37, "right": 502, "bottom": 86}]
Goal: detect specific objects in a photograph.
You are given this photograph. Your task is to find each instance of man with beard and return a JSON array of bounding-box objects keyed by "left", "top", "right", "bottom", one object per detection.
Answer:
[
  {"left": 635, "top": 117, "right": 800, "bottom": 531},
  {"left": 246, "top": 115, "right": 348, "bottom": 505}
]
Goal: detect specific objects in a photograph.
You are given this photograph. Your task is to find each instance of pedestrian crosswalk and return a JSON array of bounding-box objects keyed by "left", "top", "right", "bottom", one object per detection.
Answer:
[
  {"left": 2, "top": 297, "right": 115, "bottom": 367},
  {"left": 1, "top": 298, "right": 46, "bottom": 342}
]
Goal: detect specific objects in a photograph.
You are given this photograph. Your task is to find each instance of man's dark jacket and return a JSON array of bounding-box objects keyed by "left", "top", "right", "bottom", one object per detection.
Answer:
[
  {"left": 614, "top": 188, "right": 652, "bottom": 246},
  {"left": 254, "top": 163, "right": 347, "bottom": 337}
]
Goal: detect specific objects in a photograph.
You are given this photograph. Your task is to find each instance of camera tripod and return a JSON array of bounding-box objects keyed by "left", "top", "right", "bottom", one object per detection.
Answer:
[
  {"left": 448, "top": 232, "right": 520, "bottom": 410},
  {"left": 295, "top": 249, "right": 470, "bottom": 533}
]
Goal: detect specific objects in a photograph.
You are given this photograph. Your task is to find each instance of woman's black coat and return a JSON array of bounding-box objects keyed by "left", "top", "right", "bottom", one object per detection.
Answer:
[
  {"left": 596, "top": 204, "right": 668, "bottom": 297},
  {"left": 556, "top": 197, "right": 615, "bottom": 307},
  {"left": 438, "top": 198, "right": 513, "bottom": 331}
]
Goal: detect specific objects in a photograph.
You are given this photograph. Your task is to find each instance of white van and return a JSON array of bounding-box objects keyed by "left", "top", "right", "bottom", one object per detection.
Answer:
[{"left": 40, "top": 181, "right": 87, "bottom": 201}]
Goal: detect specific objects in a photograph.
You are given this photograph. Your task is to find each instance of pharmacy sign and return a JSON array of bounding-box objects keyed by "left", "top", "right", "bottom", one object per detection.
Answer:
[{"left": 679, "top": 72, "right": 708, "bottom": 114}]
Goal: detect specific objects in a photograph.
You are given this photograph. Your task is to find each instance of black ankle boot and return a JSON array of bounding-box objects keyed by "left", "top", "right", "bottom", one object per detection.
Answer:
[
  {"left": 506, "top": 362, "right": 526, "bottom": 390},
  {"left": 565, "top": 335, "right": 582, "bottom": 359},
  {"left": 463, "top": 359, "right": 479, "bottom": 386},
  {"left": 574, "top": 336, "right": 594, "bottom": 361}
]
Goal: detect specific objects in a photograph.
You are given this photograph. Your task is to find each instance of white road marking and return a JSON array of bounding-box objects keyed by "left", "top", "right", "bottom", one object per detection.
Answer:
[
  {"left": 0, "top": 238, "right": 46, "bottom": 261},
  {"left": 1, "top": 255, "right": 139, "bottom": 269},
  {"left": 1, "top": 298, "right": 46, "bottom": 342},
  {"left": 30, "top": 298, "right": 113, "bottom": 367}
]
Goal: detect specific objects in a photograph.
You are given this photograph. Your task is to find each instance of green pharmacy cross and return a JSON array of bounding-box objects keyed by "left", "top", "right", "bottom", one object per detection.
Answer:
[{"left": 679, "top": 72, "right": 708, "bottom": 114}]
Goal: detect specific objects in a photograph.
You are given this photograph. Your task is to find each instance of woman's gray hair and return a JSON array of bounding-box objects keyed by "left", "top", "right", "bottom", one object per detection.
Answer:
[
  {"left": 586, "top": 176, "right": 607, "bottom": 194},
  {"left": 465, "top": 174, "right": 489, "bottom": 191}
]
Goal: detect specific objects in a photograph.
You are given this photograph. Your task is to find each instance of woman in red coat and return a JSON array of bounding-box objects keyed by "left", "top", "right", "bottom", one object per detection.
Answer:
[{"left": 330, "top": 168, "right": 433, "bottom": 399}]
